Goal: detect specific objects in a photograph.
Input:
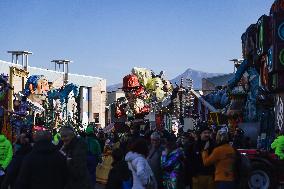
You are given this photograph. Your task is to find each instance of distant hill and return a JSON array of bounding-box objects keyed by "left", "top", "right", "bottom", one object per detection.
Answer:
[
  {"left": 107, "top": 83, "right": 123, "bottom": 92},
  {"left": 107, "top": 68, "right": 224, "bottom": 92},
  {"left": 170, "top": 68, "right": 223, "bottom": 89}
]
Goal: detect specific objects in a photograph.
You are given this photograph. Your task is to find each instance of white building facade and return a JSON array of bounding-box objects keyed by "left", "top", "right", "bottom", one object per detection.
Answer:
[{"left": 0, "top": 60, "right": 106, "bottom": 128}]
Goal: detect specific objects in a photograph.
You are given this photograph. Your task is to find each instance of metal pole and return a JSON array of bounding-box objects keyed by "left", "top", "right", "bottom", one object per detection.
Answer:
[{"left": 11, "top": 54, "right": 14, "bottom": 63}]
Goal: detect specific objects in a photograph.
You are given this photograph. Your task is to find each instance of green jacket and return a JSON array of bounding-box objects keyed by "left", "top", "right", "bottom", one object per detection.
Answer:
[
  {"left": 0, "top": 135, "right": 13, "bottom": 169},
  {"left": 86, "top": 136, "right": 101, "bottom": 156}
]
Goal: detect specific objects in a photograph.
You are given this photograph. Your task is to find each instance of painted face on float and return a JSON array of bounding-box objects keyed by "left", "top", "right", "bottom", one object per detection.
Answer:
[
  {"left": 26, "top": 76, "right": 49, "bottom": 104},
  {"left": 33, "top": 77, "right": 49, "bottom": 95}
]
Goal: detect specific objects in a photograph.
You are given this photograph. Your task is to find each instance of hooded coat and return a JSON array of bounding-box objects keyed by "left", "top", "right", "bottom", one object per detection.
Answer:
[
  {"left": 0, "top": 135, "right": 13, "bottom": 170},
  {"left": 15, "top": 141, "right": 67, "bottom": 189},
  {"left": 125, "top": 151, "right": 157, "bottom": 189},
  {"left": 62, "top": 137, "right": 93, "bottom": 189}
]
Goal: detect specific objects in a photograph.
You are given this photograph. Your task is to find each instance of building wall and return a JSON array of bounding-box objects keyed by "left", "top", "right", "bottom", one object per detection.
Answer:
[
  {"left": 107, "top": 89, "right": 125, "bottom": 106},
  {"left": 0, "top": 60, "right": 106, "bottom": 128},
  {"left": 89, "top": 79, "right": 106, "bottom": 128}
]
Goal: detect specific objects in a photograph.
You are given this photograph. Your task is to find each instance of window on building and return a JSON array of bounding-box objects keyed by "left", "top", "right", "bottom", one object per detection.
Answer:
[{"left": 93, "top": 113, "right": 99, "bottom": 123}]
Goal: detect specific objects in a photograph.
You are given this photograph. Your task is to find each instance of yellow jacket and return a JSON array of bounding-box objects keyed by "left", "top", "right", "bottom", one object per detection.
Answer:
[{"left": 202, "top": 144, "right": 236, "bottom": 182}]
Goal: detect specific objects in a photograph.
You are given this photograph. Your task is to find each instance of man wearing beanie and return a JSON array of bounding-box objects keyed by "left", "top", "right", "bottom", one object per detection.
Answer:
[{"left": 188, "top": 125, "right": 215, "bottom": 189}]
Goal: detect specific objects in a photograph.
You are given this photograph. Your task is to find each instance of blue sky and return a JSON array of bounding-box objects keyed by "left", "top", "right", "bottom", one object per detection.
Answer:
[{"left": 0, "top": 0, "right": 274, "bottom": 84}]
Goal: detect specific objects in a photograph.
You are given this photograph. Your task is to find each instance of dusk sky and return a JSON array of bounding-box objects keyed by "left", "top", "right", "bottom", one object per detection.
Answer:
[{"left": 0, "top": 0, "right": 274, "bottom": 84}]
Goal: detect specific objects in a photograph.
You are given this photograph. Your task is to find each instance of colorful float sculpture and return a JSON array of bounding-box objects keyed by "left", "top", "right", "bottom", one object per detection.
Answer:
[
  {"left": 116, "top": 67, "right": 172, "bottom": 119},
  {"left": 24, "top": 75, "right": 49, "bottom": 105}
]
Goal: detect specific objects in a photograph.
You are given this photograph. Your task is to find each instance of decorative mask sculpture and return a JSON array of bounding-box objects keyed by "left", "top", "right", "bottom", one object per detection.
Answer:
[{"left": 24, "top": 75, "right": 49, "bottom": 104}]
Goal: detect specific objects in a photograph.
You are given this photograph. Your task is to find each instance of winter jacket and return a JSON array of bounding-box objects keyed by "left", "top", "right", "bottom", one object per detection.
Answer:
[
  {"left": 125, "top": 151, "right": 157, "bottom": 189},
  {"left": 0, "top": 135, "right": 13, "bottom": 170},
  {"left": 15, "top": 141, "right": 67, "bottom": 189},
  {"left": 202, "top": 143, "right": 236, "bottom": 182},
  {"left": 62, "top": 137, "right": 93, "bottom": 189},
  {"left": 161, "top": 148, "right": 184, "bottom": 189},
  {"left": 105, "top": 160, "right": 132, "bottom": 189},
  {"left": 86, "top": 136, "right": 102, "bottom": 156},
  {"left": 188, "top": 139, "right": 215, "bottom": 176},
  {"left": 147, "top": 145, "right": 163, "bottom": 188},
  {"left": 1, "top": 144, "right": 32, "bottom": 189}
]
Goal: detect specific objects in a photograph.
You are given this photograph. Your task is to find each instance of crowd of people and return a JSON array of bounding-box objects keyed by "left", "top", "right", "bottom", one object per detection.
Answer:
[{"left": 0, "top": 122, "right": 249, "bottom": 189}]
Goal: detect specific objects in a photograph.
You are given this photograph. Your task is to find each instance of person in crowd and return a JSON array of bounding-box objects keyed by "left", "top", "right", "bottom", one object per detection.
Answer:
[
  {"left": 97, "top": 129, "right": 106, "bottom": 151},
  {"left": 14, "top": 130, "right": 67, "bottom": 189},
  {"left": 85, "top": 126, "right": 102, "bottom": 186},
  {"left": 119, "top": 131, "right": 130, "bottom": 156},
  {"left": 188, "top": 126, "right": 215, "bottom": 189},
  {"left": 181, "top": 132, "right": 195, "bottom": 189},
  {"left": 1, "top": 132, "right": 32, "bottom": 189},
  {"left": 60, "top": 127, "right": 93, "bottom": 189},
  {"left": 125, "top": 138, "right": 157, "bottom": 189},
  {"left": 202, "top": 127, "right": 237, "bottom": 189},
  {"left": 96, "top": 139, "right": 113, "bottom": 184},
  {"left": 0, "top": 134, "right": 13, "bottom": 187},
  {"left": 111, "top": 132, "right": 121, "bottom": 149},
  {"left": 232, "top": 127, "right": 245, "bottom": 149},
  {"left": 161, "top": 135, "right": 184, "bottom": 189},
  {"left": 147, "top": 132, "right": 164, "bottom": 189},
  {"left": 105, "top": 148, "right": 132, "bottom": 189}
]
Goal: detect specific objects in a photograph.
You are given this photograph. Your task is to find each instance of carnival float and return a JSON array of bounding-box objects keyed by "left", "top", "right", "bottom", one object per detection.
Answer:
[
  {"left": 188, "top": 1, "right": 284, "bottom": 187},
  {"left": 114, "top": 67, "right": 196, "bottom": 133},
  {"left": 0, "top": 67, "right": 80, "bottom": 141}
]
